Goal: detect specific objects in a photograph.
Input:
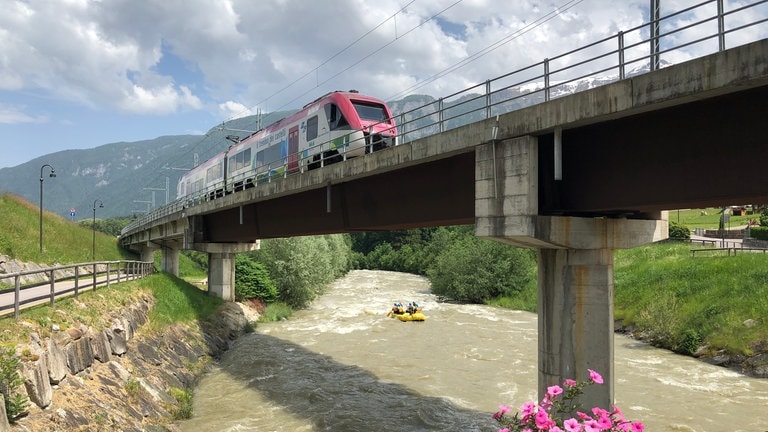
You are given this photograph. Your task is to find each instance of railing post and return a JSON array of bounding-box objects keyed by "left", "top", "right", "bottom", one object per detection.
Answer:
[
  {"left": 93, "top": 263, "right": 97, "bottom": 291},
  {"left": 544, "top": 58, "right": 550, "bottom": 102},
  {"left": 618, "top": 31, "right": 625, "bottom": 80},
  {"left": 106, "top": 262, "right": 110, "bottom": 289},
  {"left": 75, "top": 266, "right": 80, "bottom": 298},
  {"left": 14, "top": 275, "right": 20, "bottom": 321},
  {"left": 717, "top": 0, "right": 725, "bottom": 51},
  {"left": 438, "top": 98, "right": 445, "bottom": 133},
  {"left": 485, "top": 80, "right": 492, "bottom": 119},
  {"left": 650, "top": 0, "right": 660, "bottom": 71},
  {"left": 116, "top": 261, "right": 121, "bottom": 283},
  {"left": 49, "top": 270, "right": 55, "bottom": 307}
]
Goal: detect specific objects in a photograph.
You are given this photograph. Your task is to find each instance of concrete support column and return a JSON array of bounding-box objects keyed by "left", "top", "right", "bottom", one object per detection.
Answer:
[
  {"left": 139, "top": 245, "right": 158, "bottom": 264},
  {"left": 208, "top": 252, "right": 236, "bottom": 301},
  {"left": 475, "top": 136, "right": 668, "bottom": 410},
  {"left": 538, "top": 247, "right": 614, "bottom": 410},
  {"left": 161, "top": 247, "right": 180, "bottom": 276},
  {"left": 193, "top": 242, "right": 260, "bottom": 301}
]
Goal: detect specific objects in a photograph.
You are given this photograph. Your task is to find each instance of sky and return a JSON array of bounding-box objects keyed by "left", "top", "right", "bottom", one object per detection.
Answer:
[{"left": 1, "top": 0, "right": 766, "bottom": 169}]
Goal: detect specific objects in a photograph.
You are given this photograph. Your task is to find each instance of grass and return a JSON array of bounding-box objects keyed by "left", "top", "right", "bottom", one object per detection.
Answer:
[
  {"left": 0, "top": 272, "right": 223, "bottom": 347},
  {"left": 0, "top": 193, "right": 134, "bottom": 264},
  {"left": 614, "top": 242, "right": 768, "bottom": 355},
  {"left": 258, "top": 302, "right": 293, "bottom": 322},
  {"left": 669, "top": 207, "right": 756, "bottom": 230}
]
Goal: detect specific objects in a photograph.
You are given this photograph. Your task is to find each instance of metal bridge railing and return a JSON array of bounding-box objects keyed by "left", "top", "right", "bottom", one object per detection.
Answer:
[
  {"left": 121, "top": 0, "right": 768, "bottom": 238},
  {"left": 0, "top": 260, "right": 155, "bottom": 320}
]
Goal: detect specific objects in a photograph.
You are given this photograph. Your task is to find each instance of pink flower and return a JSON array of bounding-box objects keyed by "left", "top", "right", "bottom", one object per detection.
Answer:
[
  {"left": 576, "top": 411, "right": 591, "bottom": 420},
  {"left": 493, "top": 404, "right": 511, "bottom": 420},
  {"left": 535, "top": 409, "right": 555, "bottom": 429},
  {"left": 520, "top": 401, "right": 536, "bottom": 421},
  {"left": 564, "top": 418, "right": 583, "bottom": 432},
  {"left": 563, "top": 378, "right": 577, "bottom": 388},
  {"left": 547, "top": 385, "right": 564, "bottom": 397},
  {"left": 631, "top": 422, "right": 645, "bottom": 432},
  {"left": 551, "top": 427, "right": 564, "bottom": 432},
  {"left": 588, "top": 369, "right": 604, "bottom": 384},
  {"left": 498, "top": 429, "right": 510, "bottom": 432},
  {"left": 583, "top": 419, "right": 602, "bottom": 432}
]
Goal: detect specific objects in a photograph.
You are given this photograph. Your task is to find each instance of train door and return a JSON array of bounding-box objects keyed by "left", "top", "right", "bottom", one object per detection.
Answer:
[{"left": 288, "top": 125, "right": 299, "bottom": 173}]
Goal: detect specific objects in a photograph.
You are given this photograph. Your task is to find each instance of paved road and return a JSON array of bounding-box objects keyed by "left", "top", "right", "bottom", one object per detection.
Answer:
[{"left": 0, "top": 270, "right": 143, "bottom": 318}]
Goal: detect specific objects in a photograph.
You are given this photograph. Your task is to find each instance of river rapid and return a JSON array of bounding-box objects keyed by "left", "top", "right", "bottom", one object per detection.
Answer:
[{"left": 181, "top": 270, "right": 768, "bottom": 432}]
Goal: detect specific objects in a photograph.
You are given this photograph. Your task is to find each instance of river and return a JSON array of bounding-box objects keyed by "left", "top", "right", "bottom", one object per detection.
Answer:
[{"left": 180, "top": 270, "right": 768, "bottom": 431}]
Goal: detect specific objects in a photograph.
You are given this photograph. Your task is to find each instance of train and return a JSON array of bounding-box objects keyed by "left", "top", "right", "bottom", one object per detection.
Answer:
[{"left": 177, "top": 90, "right": 398, "bottom": 203}]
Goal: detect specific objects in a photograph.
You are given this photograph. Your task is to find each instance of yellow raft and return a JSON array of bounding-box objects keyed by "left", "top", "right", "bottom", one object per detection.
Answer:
[{"left": 395, "top": 312, "right": 426, "bottom": 322}]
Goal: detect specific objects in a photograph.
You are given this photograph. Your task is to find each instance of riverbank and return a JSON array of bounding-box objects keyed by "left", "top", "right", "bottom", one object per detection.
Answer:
[{"left": 4, "top": 285, "right": 259, "bottom": 431}]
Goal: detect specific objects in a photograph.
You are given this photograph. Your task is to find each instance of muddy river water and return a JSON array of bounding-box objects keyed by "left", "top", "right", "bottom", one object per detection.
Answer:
[{"left": 181, "top": 270, "right": 768, "bottom": 431}]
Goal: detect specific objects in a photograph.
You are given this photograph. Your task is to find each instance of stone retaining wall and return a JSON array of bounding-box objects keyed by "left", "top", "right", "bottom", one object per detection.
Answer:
[{"left": 5, "top": 296, "right": 254, "bottom": 431}]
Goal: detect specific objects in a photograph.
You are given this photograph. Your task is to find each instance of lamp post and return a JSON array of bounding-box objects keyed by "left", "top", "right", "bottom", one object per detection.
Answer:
[
  {"left": 92, "top": 199, "right": 104, "bottom": 260},
  {"left": 39, "top": 164, "right": 56, "bottom": 254}
]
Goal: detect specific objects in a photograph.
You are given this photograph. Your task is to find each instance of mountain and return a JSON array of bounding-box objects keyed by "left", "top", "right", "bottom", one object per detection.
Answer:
[{"left": 0, "top": 63, "right": 662, "bottom": 219}]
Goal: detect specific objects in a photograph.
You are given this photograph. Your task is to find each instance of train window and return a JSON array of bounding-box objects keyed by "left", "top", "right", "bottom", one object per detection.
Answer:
[
  {"left": 229, "top": 148, "right": 251, "bottom": 171},
  {"left": 206, "top": 162, "right": 223, "bottom": 182},
  {"left": 325, "top": 104, "right": 349, "bottom": 131},
  {"left": 307, "top": 115, "right": 318, "bottom": 141},
  {"left": 352, "top": 102, "right": 388, "bottom": 122},
  {"left": 256, "top": 144, "right": 283, "bottom": 168}
]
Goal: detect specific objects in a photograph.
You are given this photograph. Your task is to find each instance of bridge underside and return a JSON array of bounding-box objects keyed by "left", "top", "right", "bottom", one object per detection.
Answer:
[
  {"left": 539, "top": 85, "right": 768, "bottom": 215},
  {"left": 200, "top": 154, "right": 476, "bottom": 242}
]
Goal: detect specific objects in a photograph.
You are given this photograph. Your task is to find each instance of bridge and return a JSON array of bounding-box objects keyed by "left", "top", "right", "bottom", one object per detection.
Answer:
[{"left": 120, "top": 3, "right": 768, "bottom": 411}]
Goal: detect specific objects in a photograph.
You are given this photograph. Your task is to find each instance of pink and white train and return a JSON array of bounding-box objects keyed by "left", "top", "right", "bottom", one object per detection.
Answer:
[{"left": 177, "top": 90, "right": 398, "bottom": 202}]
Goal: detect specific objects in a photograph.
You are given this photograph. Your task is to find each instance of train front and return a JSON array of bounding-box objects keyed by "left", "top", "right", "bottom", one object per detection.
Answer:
[{"left": 344, "top": 93, "right": 398, "bottom": 154}]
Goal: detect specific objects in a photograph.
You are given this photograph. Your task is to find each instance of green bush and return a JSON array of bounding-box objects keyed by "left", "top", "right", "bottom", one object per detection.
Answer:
[
  {"left": 235, "top": 255, "right": 278, "bottom": 303},
  {"left": 668, "top": 220, "right": 690, "bottom": 240},
  {"left": 0, "top": 347, "right": 29, "bottom": 423},
  {"left": 760, "top": 207, "right": 768, "bottom": 226},
  {"left": 751, "top": 226, "right": 768, "bottom": 240},
  {"left": 427, "top": 237, "right": 534, "bottom": 303}
]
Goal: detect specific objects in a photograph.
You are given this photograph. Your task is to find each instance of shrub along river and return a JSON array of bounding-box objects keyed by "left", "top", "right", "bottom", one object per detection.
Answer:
[{"left": 180, "top": 270, "right": 768, "bottom": 431}]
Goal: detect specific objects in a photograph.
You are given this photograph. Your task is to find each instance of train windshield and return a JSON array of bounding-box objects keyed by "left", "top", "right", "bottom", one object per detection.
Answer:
[{"left": 352, "top": 102, "right": 389, "bottom": 122}]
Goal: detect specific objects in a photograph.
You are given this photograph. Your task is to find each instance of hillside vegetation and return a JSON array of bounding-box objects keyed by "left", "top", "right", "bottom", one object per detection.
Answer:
[{"left": 0, "top": 193, "right": 135, "bottom": 264}]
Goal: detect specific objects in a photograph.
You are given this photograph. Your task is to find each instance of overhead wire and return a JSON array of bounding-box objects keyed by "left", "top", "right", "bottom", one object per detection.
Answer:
[
  {"left": 133, "top": 0, "right": 584, "bottom": 207},
  {"left": 385, "top": 0, "right": 585, "bottom": 101}
]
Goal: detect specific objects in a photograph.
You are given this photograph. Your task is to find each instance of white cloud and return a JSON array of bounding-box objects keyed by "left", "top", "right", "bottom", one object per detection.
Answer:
[
  {"left": 0, "top": 0, "right": 765, "bottom": 120},
  {"left": 0, "top": 105, "right": 47, "bottom": 124},
  {"left": 218, "top": 101, "right": 254, "bottom": 120}
]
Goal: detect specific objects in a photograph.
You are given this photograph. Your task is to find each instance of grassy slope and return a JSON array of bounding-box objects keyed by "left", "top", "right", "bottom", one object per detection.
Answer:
[
  {"left": 615, "top": 242, "right": 768, "bottom": 355},
  {"left": 0, "top": 193, "right": 133, "bottom": 264},
  {"left": 0, "top": 192, "right": 218, "bottom": 345}
]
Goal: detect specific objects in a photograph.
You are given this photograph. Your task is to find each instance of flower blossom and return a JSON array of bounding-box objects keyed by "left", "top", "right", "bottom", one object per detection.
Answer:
[
  {"left": 563, "top": 418, "right": 583, "bottom": 432},
  {"left": 547, "top": 385, "right": 564, "bottom": 397},
  {"left": 563, "top": 378, "right": 577, "bottom": 388},
  {"left": 588, "top": 369, "right": 604, "bottom": 384}
]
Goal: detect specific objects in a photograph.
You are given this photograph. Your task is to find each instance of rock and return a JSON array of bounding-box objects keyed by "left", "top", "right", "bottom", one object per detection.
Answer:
[
  {"left": 0, "top": 395, "right": 10, "bottom": 432},
  {"left": 45, "top": 338, "right": 68, "bottom": 385},
  {"left": 88, "top": 329, "right": 112, "bottom": 363},
  {"left": 66, "top": 336, "right": 94, "bottom": 375},
  {"left": 21, "top": 351, "right": 52, "bottom": 408},
  {"left": 105, "top": 327, "right": 127, "bottom": 355},
  {"left": 743, "top": 318, "right": 758, "bottom": 328}
]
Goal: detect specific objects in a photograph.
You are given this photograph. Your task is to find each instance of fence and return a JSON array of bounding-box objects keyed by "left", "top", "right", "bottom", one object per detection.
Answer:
[
  {"left": 121, "top": 0, "right": 768, "bottom": 237},
  {"left": 0, "top": 260, "right": 155, "bottom": 320}
]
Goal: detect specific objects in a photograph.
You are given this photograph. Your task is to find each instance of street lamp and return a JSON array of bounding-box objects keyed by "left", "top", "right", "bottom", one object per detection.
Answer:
[
  {"left": 39, "top": 164, "right": 56, "bottom": 254},
  {"left": 92, "top": 199, "right": 104, "bottom": 260}
]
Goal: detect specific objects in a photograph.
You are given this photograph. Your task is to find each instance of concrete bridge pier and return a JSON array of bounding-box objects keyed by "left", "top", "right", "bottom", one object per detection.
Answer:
[
  {"left": 475, "top": 136, "right": 667, "bottom": 409},
  {"left": 161, "top": 246, "right": 180, "bottom": 276},
  {"left": 138, "top": 244, "right": 158, "bottom": 266},
  {"left": 193, "top": 242, "right": 260, "bottom": 301}
]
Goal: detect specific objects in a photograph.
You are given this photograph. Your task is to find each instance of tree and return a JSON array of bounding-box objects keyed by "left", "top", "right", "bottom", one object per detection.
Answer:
[
  {"left": 234, "top": 255, "right": 278, "bottom": 303},
  {"left": 427, "top": 237, "right": 534, "bottom": 303}
]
